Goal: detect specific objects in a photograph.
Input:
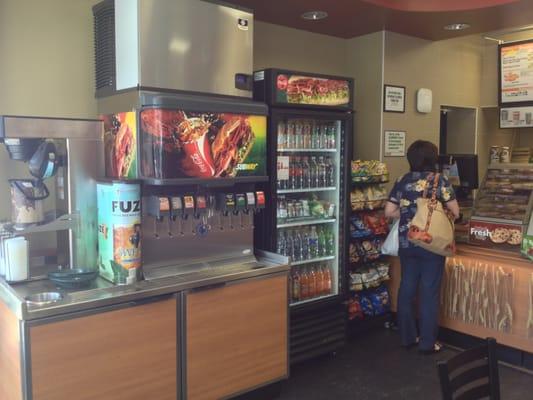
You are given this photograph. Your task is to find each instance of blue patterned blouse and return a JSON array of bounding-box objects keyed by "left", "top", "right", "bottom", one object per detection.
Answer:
[{"left": 388, "top": 172, "right": 456, "bottom": 249}]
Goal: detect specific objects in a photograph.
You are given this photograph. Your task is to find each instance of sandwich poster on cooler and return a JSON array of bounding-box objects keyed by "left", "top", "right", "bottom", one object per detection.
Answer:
[
  {"left": 139, "top": 108, "right": 267, "bottom": 179},
  {"left": 275, "top": 73, "right": 350, "bottom": 106},
  {"left": 102, "top": 112, "right": 138, "bottom": 179}
]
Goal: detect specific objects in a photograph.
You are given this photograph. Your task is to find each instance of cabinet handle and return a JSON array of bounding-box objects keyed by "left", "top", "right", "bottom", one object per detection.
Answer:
[{"left": 190, "top": 282, "right": 226, "bottom": 293}]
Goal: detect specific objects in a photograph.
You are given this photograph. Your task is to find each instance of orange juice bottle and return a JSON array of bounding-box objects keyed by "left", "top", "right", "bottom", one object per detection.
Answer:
[
  {"left": 316, "top": 265, "right": 325, "bottom": 296},
  {"left": 300, "top": 268, "right": 309, "bottom": 300},
  {"left": 324, "top": 265, "right": 332, "bottom": 294},
  {"left": 309, "top": 266, "right": 317, "bottom": 299},
  {"left": 291, "top": 269, "right": 300, "bottom": 302}
]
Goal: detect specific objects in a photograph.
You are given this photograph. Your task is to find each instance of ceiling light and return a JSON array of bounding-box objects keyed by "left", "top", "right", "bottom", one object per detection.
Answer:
[
  {"left": 444, "top": 23, "right": 471, "bottom": 31},
  {"left": 301, "top": 11, "right": 328, "bottom": 21}
]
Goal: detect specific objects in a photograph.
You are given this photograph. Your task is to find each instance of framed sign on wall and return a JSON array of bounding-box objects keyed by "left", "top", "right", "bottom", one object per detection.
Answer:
[
  {"left": 383, "top": 85, "right": 406, "bottom": 113},
  {"left": 384, "top": 130, "right": 406, "bottom": 157},
  {"left": 499, "top": 39, "right": 533, "bottom": 106}
]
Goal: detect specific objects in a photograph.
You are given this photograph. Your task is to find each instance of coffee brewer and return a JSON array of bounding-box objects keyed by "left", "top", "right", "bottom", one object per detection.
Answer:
[{"left": 0, "top": 116, "right": 103, "bottom": 279}]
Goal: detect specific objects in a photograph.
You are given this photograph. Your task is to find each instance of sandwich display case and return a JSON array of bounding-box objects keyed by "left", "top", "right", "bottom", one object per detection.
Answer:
[{"left": 470, "top": 163, "right": 533, "bottom": 252}]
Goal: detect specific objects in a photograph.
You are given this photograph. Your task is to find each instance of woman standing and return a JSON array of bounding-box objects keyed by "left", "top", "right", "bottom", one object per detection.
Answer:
[{"left": 384, "top": 140, "right": 460, "bottom": 354}]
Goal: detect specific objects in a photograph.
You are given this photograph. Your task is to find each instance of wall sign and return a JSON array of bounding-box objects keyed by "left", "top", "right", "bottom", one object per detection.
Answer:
[
  {"left": 500, "top": 105, "right": 533, "bottom": 128},
  {"left": 384, "top": 130, "right": 406, "bottom": 157},
  {"left": 499, "top": 40, "right": 533, "bottom": 105},
  {"left": 383, "top": 85, "right": 405, "bottom": 113}
]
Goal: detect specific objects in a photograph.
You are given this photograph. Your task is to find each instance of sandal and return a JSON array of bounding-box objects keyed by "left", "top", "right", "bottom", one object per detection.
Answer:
[{"left": 419, "top": 342, "right": 443, "bottom": 355}]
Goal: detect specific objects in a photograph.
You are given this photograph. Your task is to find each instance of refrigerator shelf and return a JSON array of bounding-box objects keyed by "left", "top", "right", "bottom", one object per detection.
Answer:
[
  {"left": 291, "top": 256, "right": 336, "bottom": 266},
  {"left": 290, "top": 293, "right": 337, "bottom": 307},
  {"left": 277, "top": 218, "right": 336, "bottom": 228},
  {"left": 277, "top": 148, "right": 337, "bottom": 153},
  {"left": 278, "top": 187, "right": 336, "bottom": 194}
]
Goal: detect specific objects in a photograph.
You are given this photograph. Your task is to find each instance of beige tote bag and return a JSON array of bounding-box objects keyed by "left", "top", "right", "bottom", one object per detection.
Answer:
[{"left": 408, "top": 173, "right": 456, "bottom": 257}]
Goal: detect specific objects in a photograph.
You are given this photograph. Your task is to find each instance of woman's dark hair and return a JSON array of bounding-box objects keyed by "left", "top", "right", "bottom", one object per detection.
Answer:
[{"left": 407, "top": 140, "right": 438, "bottom": 172}]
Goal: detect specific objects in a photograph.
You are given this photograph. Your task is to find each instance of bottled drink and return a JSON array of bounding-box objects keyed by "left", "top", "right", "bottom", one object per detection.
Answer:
[
  {"left": 295, "top": 121, "right": 303, "bottom": 149},
  {"left": 301, "top": 228, "right": 310, "bottom": 260},
  {"left": 302, "top": 156, "right": 311, "bottom": 188},
  {"left": 277, "top": 231, "right": 286, "bottom": 256},
  {"left": 325, "top": 157, "right": 335, "bottom": 187},
  {"left": 308, "top": 266, "right": 317, "bottom": 299},
  {"left": 316, "top": 265, "right": 325, "bottom": 296},
  {"left": 293, "top": 229, "right": 302, "bottom": 262},
  {"left": 303, "top": 121, "right": 312, "bottom": 149},
  {"left": 294, "top": 157, "right": 302, "bottom": 189},
  {"left": 317, "top": 227, "right": 326, "bottom": 257},
  {"left": 317, "top": 156, "right": 326, "bottom": 188},
  {"left": 277, "top": 121, "right": 287, "bottom": 149},
  {"left": 286, "top": 120, "right": 296, "bottom": 149},
  {"left": 278, "top": 196, "right": 288, "bottom": 221},
  {"left": 327, "top": 124, "right": 336, "bottom": 149},
  {"left": 324, "top": 266, "right": 332, "bottom": 294},
  {"left": 311, "top": 124, "right": 320, "bottom": 149},
  {"left": 309, "top": 226, "right": 319, "bottom": 259},
  {"left": 289, "top": 157, "right": 296, "bottom": 189},
  {"left": 325, "top": 228, "right": 335, "bottom": 256},
  {"left": 310, "top": 157, "right": 318, "bottom": 188},
  {"left": 285, "top": 230, "right": 294, "bottom": 259},
  {"left": 300, "top": 268, "right": 309, "bottom": 300},
  {"left": 291, "top": 270, "right": 300, "bottom": 302},
  {"left": 319, "top": 124, "right": 328, "bottom": 149}
]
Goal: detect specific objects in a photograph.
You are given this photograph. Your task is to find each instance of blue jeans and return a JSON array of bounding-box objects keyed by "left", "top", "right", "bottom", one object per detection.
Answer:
[{"left": 398, "top": 246, "right": 445, "bottom": 351}]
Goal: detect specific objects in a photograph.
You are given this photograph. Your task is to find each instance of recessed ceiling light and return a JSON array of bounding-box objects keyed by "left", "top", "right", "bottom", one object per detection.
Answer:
[
  {"left": 301, "top": 11, "right": 328, "bottom": 21},
  {"left": 444, "top": 23, "right": 471, "bottom": 31}
]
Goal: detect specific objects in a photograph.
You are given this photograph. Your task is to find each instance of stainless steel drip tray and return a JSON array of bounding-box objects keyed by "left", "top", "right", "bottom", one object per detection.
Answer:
[{"left": 143, "top": 256, "right": 267, "bottom": 281}]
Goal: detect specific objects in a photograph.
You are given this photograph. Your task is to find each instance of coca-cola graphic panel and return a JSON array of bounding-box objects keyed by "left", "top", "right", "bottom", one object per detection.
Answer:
[{"left": 139, "top": 108, "right": 267, "bottom": 179}]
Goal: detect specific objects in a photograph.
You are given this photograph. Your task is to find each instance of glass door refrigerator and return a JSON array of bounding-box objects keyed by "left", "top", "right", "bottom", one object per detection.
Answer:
[{"left": 254, "top": 69, "right": 354, "bottom": 363}]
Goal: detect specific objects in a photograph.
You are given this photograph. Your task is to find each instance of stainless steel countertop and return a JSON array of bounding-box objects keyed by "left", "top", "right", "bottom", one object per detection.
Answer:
[{"left": 0, "top": 251, "right": 289, "bottom": 321}]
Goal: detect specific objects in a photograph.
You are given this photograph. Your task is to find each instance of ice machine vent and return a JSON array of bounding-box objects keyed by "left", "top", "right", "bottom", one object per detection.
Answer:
[{"left": 93, "top": 0, "right": 116, "bottom": 96}]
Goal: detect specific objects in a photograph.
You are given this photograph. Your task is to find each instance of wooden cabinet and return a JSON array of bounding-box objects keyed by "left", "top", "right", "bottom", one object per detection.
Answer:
[
  {"left": 29, "top": 296, "right": 178, "bottom": 400},
  {"left": 185, "top": 274, "right": 288, "bottom": 400}
]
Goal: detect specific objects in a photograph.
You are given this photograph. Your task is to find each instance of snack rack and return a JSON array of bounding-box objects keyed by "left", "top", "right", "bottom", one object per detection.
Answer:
[
  {"left": 470, "top": 163, "right": 533, "bottom": 253},
  {"left": 346, "top": 161, "right": 392, "bottom": 328}
]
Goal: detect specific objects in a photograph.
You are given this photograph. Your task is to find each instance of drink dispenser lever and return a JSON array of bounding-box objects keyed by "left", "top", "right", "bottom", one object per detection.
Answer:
[
  {"left": 245, "top": 192, "right": 256, "bottom": 228},
  {"left": 170, "top": 196, "right": 184, "bottom": 236},
  {"left": 255, "top": 191, "right": 266, "bottom": 212},
  {"left": 235, "top": 193, "right": 247, "bottom": 229},
  {"left": 217, "top": 193, "right": 235, "bottom": 230},
  {"left": 146, "top": 196, "right": 171, "bottom": 238},
  {"left": 183, "top": 195, "right": 196, "bottom": 234}
]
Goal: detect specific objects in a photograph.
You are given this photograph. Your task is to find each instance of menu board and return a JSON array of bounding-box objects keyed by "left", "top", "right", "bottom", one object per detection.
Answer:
[
  {"left": 139, "top": 108, "right": 267, "bottom": 179},
  {"left": 500, "top": 40, "right": 533, "bottom": 104}
]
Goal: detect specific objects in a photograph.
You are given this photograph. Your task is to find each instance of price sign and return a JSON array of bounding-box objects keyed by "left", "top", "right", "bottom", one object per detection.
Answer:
[
  {"left": 277, "top": 156, "right": 290, "bottom": 180},
  {"left": 384, "top": 130, "right": 406, "bottom": 157}
]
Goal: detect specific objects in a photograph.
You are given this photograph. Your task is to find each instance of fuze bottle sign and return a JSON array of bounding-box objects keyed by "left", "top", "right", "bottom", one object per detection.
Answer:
[{"left": 97, "top": 181, "right": 141, "bottom": 285}]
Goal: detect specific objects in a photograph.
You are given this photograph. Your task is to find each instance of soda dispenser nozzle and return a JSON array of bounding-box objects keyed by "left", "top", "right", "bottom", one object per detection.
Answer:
[
  {"left": 217, "top": 193, "right": 236, "bottom": 230},
  {"left": 170, "top": 196, "right": 184, "bottom": 236},
  {"left": 194, "top": 195, "right": 208, "bottom": 219},
  {"left": 146, "top": 196, "right": 171, "bottom": 238},
  {"left": 255, "top": 191, "right": 266, "bottom": 213}
]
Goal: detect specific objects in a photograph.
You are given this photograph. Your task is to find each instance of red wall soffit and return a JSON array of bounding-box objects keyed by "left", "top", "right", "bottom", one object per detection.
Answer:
[{"left": 361, "top": 0, "right": 519, "bottom": 12}]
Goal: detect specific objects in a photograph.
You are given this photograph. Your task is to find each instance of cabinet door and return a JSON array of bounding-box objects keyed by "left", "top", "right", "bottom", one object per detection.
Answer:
[
  {"left": 30, "top": 296, "right": 178, "bottom": 400},
  {"left": 185, "top": 274, "right": 288, "bottom": 400}
]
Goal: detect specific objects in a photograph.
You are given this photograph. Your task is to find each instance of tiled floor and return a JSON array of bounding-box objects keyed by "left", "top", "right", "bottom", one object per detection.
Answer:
[{"left": 277, "top": 329, "right": 533, "bottom": 399}]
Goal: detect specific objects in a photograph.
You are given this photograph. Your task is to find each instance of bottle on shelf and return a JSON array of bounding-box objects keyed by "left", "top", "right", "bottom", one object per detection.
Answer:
[
  {"left": 312, "top": 123, "right": 320, "bottom": 149},
  {"left": 325, "top": 228, "right": 335, "bottom": 256},
  {"left": 319, "top": 124, "right": 328, "bottom": 149},
  {"left": 289, "top": 157, "right": 295, "bottom": 189},
  {"left": 294, "top": 229, "right": 303, "bottom": 262},
  {"left": 317, "top": 156, "right": 326, "bottom": 187},
  {"left": 317, "top": 227, "right": 326, "bottom": 257},
  {"left": 277, "top": 231, "right": 286, "bottom": 256},
  {"left": 278, "top": 121, "right": 286, "bottom": 150},
  {"left": 309, "top": 226, "right": 319, "bottom": 258},
  {"left": 294, "top": 156, "right": 302, "bottom": 189},
  {"left": 316, "top": 265, "right": 325, "bottom": 296},
  {"left": 310, "top": 157, "right": 318, "bottom": 188},
  {"left": 303, "top": 120, "right": 312, "bottom": 149},
  {"left": 301, "top": 227, "right": 310, "bottom": 260},
  {"left": 294, "top": 120, "right": 303, "bottom": 149},
  {"left": 285, "top": 230, "right": 294, "bottom": 259},
  {"left": 286, "top": 120, "right": 295, "bottom": 149},
  {"left": 325, "top": 157, "right": 335, "bottom": 187},
  {"left": 300, "top": 268, "right": 310, "bottom": 300},
  {"left": 327, "top": 123, "right": 336, "bottom": 149},
  {"left": 302, "top": 156, "right": 311, "bottom": 188},
  {"left": 291, "top": 269, "right": 300, "bottom": 303},
  {"left": 324, "top": 265, "right": 332, "bottom": 295},
  {"left": 308, "top": 266, "right": 317, "bottom": 299}
]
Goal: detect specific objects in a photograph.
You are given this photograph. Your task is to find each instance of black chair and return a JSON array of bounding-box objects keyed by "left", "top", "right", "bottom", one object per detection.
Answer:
[{"left": 437, "top": 338, "right": 500, "bottom": 400}]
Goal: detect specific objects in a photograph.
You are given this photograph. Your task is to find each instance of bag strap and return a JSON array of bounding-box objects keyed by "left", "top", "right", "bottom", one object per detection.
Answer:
[
  {"left": 422, "top": 172, "right": 435, "bottom": 199},
  {"left": 424, "top": 173, "right": 440, "bottom": 231}
]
